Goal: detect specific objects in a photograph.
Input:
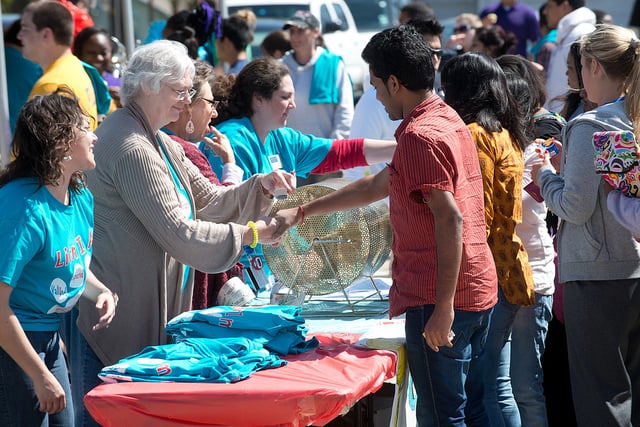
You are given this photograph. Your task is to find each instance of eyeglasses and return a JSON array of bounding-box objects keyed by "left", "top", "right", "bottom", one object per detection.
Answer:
[
  {"left": 430, "top": 48, "right": 443, "bottom": 59},
  {"left": 171, "top": 87, "right": 197, "bottom": 101},
  {"left": 453, "top": 25, "right": 471, "bottom": 34},
  {"left": 200, "top": 98, "right": 220, "bottom": 109}
]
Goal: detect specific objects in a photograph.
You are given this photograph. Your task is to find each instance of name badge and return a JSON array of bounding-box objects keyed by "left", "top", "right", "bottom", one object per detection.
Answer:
[{"left": 268, "top": 154, "right": 283, "bottom": 171}]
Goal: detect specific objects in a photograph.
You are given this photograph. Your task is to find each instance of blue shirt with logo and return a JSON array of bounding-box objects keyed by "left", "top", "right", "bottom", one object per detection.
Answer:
[
  {"left": 0, "top": 178, "right": 94, "bottom": 331},
  {"left": 200, "top": 116, "right": 332, "bottom": 180}
]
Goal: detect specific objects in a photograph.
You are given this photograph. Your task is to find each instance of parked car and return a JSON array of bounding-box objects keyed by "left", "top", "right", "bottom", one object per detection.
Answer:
[{"left": 219, "top": 0, "right": 366, "bottom": 96}]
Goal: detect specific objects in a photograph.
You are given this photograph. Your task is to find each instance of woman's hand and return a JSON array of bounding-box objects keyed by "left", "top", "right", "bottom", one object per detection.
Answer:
[
  {"left": 255, "top": 217, "right": 283, "bottom": 245},
  {"left": 259, "top": 170, "right": 296, "bottom": 198},
  {"left": 534, "top": 138, "right": 563, "bottom": 171},
  {"left": 203, "top": 126, "right": 235, "bottom": 164},
  {"left": 91, "top": 290, "right": 117, "bottom": 331},
  {"left": 33, "top": 370, "right": 66, "bottom": 414},
  {"left": 531, "top": 150, "right": 555, "bottom": 186}
]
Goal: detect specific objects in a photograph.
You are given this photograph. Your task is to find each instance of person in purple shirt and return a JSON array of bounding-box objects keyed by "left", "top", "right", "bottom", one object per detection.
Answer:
[{"left": 480, "top": 0, "right": 540, "bottom": 58}]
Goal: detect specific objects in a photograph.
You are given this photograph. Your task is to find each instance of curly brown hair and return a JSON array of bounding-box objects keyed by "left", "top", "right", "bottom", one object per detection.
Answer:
[
  {"left": 209, "top": 73, "right": 236, "bottom": 125},
  {"left": 212, "top": 57, "right": 289, "bottom": 124},
  {"left": 0, "top": 87, "right": 88, "bottom": 192}
]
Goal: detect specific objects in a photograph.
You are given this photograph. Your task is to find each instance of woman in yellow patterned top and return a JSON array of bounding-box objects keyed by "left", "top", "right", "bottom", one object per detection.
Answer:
[{"left": 442, "top": 52, "right": 534, "bottom": 426}]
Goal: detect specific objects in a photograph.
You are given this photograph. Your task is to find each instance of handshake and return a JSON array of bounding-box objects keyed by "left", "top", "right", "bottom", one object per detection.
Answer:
[
  {"left": 253, "top": 169, "right": 307, "bottom": 245},
  {"left": 249, "top": 206, "right": 305, "bottom": 247}
]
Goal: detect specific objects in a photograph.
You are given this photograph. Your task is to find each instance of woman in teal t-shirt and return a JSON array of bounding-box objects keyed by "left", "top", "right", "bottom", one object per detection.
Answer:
[{"left": 0, "top": 90, "right": 117, "bottom": 426}]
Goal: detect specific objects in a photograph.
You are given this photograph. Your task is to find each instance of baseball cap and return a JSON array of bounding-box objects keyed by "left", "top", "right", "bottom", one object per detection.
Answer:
[{"left": 282, "top": 10, "right": 320, "bottom": 30}]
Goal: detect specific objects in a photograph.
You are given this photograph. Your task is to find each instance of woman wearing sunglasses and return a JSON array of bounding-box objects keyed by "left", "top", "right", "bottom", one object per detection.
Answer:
[{"left": 446, "top": 13, "right": 483, "bottom": 54}]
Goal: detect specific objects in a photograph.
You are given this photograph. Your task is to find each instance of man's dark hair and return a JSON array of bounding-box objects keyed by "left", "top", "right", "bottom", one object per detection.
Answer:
[
  {"left": 361, "top": 25, "right": 434, "bottom": 91},
  {"left": 25, "top": 1, "right": 74, "bottom": 47},
  {"left": 549, "top": 0, "right": 585, "bottom": 10},
  {"left": 4, "top": 19, "right": 22, "bottom": 46},
  {"left": 400, "top": 1, "right": 436, "bottom": 22},
  {"left": 220, "top": 16, "right": 252, "bottom": 51},
  {"left": 406, "top": 18, "right": 444, "bottom": 38}
]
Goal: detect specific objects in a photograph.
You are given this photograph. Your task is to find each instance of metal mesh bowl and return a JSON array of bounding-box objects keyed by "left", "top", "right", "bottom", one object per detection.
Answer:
[{"left": 263, "top": 179, "right": 392, "bottom": 296}]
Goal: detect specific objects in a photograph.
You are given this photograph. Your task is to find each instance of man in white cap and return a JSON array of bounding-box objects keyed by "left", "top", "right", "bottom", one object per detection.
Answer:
[{"left": 281, "top": 10, "right": 354, "bottom": 141}]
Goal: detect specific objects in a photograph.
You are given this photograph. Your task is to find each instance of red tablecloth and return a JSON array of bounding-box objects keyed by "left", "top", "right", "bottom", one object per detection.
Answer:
[{"left": 84, "top": 333, "right": 397, "bottom": 427}]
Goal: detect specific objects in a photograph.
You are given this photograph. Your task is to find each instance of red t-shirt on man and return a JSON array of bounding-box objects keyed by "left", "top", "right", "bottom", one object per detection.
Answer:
[{"left": 388, "top": 94, "right": 497, "bottom": 318}]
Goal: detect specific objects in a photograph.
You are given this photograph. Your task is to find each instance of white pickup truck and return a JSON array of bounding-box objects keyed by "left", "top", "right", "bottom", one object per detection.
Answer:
[{"left": 219, "top": 0, "right": 367, "bottom": 97}]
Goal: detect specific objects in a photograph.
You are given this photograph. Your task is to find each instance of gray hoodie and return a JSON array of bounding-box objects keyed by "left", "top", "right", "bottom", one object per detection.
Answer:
[{"left": 538, "top": 101, "right": 640, "bottom": 283}]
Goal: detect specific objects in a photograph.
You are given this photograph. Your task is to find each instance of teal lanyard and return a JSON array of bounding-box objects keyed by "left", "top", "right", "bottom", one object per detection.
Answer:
[{"left": 157, "top": 137, "right": 193, "bottom": 291}]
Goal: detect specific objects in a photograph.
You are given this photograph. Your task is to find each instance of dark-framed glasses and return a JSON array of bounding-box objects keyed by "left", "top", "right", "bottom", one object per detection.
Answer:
[{"left": 201, "top": 98, "right": 220, "bottom": 109}]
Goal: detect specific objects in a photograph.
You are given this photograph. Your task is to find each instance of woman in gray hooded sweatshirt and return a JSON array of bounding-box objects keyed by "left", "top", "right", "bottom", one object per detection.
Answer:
[{"left": 532, "top": 24, "right": 640, "bottom": 427}]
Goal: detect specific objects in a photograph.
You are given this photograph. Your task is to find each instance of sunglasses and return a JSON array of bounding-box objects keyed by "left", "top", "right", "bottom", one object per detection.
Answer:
[
  {"left": 430, "top": 48, "right": 443, "bottom": 59},
  {"left": 201, "top": 98, "right": 220, "bottom": 109},
  {"left": 453, "top": 25, "right": 471, "bottom": 34}
]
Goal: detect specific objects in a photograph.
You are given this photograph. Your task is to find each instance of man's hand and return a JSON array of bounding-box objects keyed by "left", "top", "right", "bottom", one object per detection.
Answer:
[
  {"left": 422, "top": 306, "right": 455, "bottom": 352},
  {"left": 272, "top": 207, "right": 300, "bottom": 239}
]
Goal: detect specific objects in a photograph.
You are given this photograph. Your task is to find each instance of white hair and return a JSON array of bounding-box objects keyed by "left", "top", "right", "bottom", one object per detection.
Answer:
[{"left": 120, "top": 40, "right": 196, "bottom": 105}]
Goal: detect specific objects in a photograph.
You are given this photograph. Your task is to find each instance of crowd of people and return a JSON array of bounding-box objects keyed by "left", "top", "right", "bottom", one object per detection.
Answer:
[{"left": 2, "top": 0, "right": 640, "bottom": 426}]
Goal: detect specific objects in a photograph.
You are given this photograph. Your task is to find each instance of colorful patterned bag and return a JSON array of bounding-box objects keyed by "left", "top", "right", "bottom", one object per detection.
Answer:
[{"left": 593, "top": 130, "right": 640, "bottom": 198}]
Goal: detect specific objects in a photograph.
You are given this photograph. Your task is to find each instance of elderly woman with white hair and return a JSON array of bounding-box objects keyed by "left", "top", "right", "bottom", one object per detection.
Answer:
[{"left": 66, "top": 40, "right": 295, "bottom": 426}]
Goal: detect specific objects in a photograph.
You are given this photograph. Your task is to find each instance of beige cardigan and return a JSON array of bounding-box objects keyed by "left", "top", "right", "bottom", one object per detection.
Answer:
[{"left": 78, "top": 102, "right": 274, "bottom": 365}]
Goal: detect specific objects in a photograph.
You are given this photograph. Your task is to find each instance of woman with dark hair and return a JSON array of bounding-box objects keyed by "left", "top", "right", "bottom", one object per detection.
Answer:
[
  {"left": 204, "top": 56, "right": 395, "bottom": 181},
  {"left": 201, "top": 56, "right": 396, "bottom": 288},
  {"left": 260, "top": 29, "right": 291, "bottom": 59},
  {"left": 441, "top": 52, "right": 535, "bottom": 427},
  {"left": 0, "top": 90, "right": 117, "bottom": 426},
  {"left": 73, "top": 26, "right": 122, "bottom": 108},
  {"left": 471, "top": 25, "right": 517, "bottom": 58},
  {"left": 496, "top": 54, "right": 562, "bottom": 427},
  {"left": 560, "top": 41, "right": 597, "bottom": 120}
]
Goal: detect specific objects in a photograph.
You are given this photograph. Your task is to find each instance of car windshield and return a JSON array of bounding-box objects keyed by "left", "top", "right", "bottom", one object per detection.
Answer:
[
  {"left": 344, "top": 0, "right": 391, "bottom": 31},
  {"left": 228, "top": 5, "right": 311, "bottom": 19}
]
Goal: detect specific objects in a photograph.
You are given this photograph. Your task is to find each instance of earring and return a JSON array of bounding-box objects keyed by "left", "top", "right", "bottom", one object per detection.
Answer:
[
  {"left": 185, "top": 111, "right": 195, "bottom": 134},
  {"left": 63, "top": 156, "right": 72, "bottom": 161}
]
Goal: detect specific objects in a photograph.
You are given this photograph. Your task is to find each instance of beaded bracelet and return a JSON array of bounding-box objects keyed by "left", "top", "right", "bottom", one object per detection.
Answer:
[{"left": 246, "top": 221, "right": 259, "bottom": 248}]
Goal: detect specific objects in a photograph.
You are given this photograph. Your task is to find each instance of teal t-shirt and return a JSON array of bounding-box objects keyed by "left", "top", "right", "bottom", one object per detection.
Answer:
[
  {"left": 200, "top": 116, "right": 332, "bottom": 180},
  {"left": 0, "top": 178, "right": 94, "bottom": 331}
]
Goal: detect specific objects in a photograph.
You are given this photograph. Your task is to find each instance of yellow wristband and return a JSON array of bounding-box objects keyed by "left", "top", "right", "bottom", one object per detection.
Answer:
[{"left": 246, "top": 221, "right": 259, "bottom": 248}]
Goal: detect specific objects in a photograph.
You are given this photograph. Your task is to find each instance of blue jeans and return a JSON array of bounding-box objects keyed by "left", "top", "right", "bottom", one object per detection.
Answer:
[
  {"left": 62, "top": 308, "right": 104, "bottom": 427},
  {"left": 511, "top": 293, "right": 552, "bottom": 427},
  {"left": 0, "top": 331, "right": 74, "bottom": 427},
  {"left": 405, "top": 304, "right": 493, "bottom": 427},
  {"left": 482, "top": 287, "right": 521, "bottom": 427}
]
